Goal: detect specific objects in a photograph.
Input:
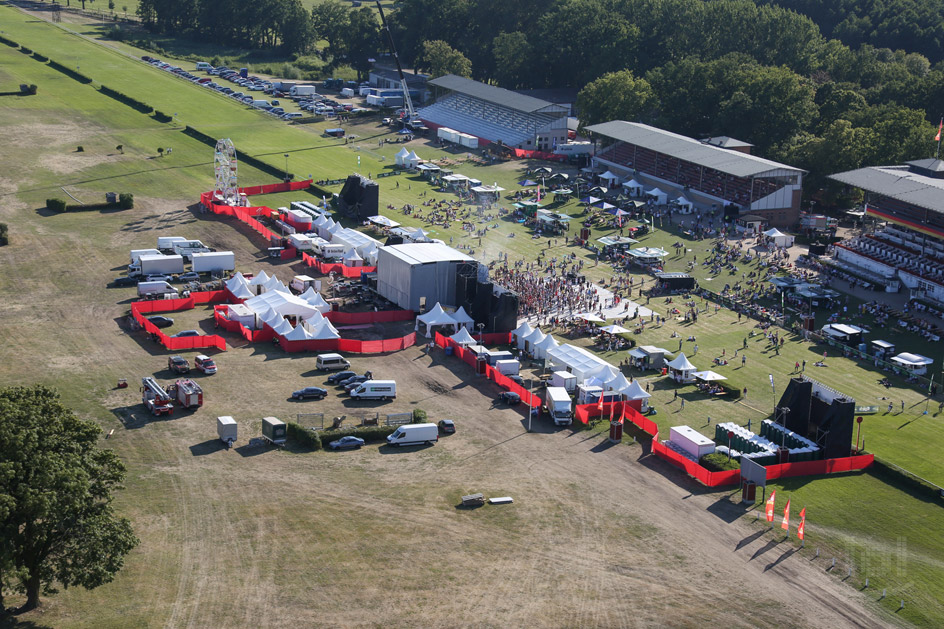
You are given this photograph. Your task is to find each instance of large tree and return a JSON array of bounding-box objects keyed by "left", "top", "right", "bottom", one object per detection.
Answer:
[
  {"left": 421, "top": 40, "right": 472, "bottom": 78},
  {"left": 577, "top": 70, "right": 655, "bottom": 130},
  {"left": 0, "top": 386, "right": 137, "bottom": 612}
]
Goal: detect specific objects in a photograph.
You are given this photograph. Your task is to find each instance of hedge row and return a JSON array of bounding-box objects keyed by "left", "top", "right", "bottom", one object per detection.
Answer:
[
  {"left": 0, "top": 223, "right": 9, "bottom": 247},
  {"left": 870, "top": 457, "right": 944, "bottom": 502},
  {"left": 286, "top": 423, "right": 398, "bottom": 451},
  {"left": 47, "top": 59, "right": 93, "bottom": 84},
  {"left": 19, "top": 46, "right": 32, "bottom": 55},
  {"left": 32, "top": 52, "right": 47, "bottom": 62},
  {"left": 153, "top": 110, "right": 172, "bottom": 123},
  {"left": 47, "top": 193, "right": 133, "bottom": 213},
  {"left": 99, "top": 84, "right": 154, "bottom": 114},
  {"left": 0, "top": 35, "right": 17, "bottom": 47}
]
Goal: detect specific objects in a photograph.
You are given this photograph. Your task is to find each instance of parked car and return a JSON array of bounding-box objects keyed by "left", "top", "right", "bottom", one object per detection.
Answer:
[
  {"left": 147, "top": 315, "right": 175, "bottom": 328},
  {"left": 497, "top": 391, "right": 521, "bottom": 405},
  {"left": 168, "top": 355, "right": 190, "bottom": 374},
  {"left": 171, "top": 330, "right": 200, "bottom": 338},
  {"left": 343, "top": 377, "right": 370, "bottom": 392},
  {"left": 438, "top": 419, "right": 456, "bottom": 434},
  {"left": 194, "top": 354, "right": 217, "bottom": 374},
  {"left": 176, "top": 272, "right": 201, "bottom": 283},
  {"left": 328, "top": 435, "right": 364, "bottom": 450},
  {"left": 111, "top": 276, "right": 139, "bottom": 287},
  {"left": 327, "top": 370, "right": 356, "bottom": 384},
  {"left": 292, "top": 386, "right": 328, "bottom": 400},
  {"left": 145, "top": 274, "right": 173, "bottom": 283},
  {"left": 508, "top": 374, "right": 525, "bottom": 386}
]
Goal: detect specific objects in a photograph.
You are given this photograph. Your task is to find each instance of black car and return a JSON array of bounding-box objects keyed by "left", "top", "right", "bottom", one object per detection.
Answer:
[
  {"left": 111, "top": 276, "right": 139, "bottom": 287},
  {"left": 292, "top": 386, "right": 328, "bottom": 400},
  {"left": 147, "top": 315, "right": 175, "bottom": 328},
  {"left": 438, "top": 419, "right": 456, "bottom": 434},
  {"left": 340, "top": 375, "right": 368, "bottom": 389},
  {"left": 327, "top": 370, "right": 356, "bottom": 384},
  {"left": 171, "top": 329, "right": 200, "bottom": 338},
  {"left": 497, "top": 391, "right": 521, "bottom": 405}
]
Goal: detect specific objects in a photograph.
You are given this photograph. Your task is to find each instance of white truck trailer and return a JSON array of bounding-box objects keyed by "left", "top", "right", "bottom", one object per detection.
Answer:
[
  {"left": 217, "top": 416, "right": 237, "bottom": 448},
  {"left": 158, "top": 236, "right": 187, "bottom": 251},
  {"left": 545, "top": 386, "right": 573, "bottom": 426},
  {"left": 191, "top": 251, "right": 235, "bottom": 273},
  {"left": 290, "top": 85, "right": 318, "bottom": 98},
  {"left": 131, "top": 254, "right": 184, "bottom": 277},
  {"left": 130, "top": 248, "right": 162, "bottom": 265}
]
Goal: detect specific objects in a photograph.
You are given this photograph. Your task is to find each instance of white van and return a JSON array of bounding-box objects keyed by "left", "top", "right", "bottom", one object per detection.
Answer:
[
  {"left": 157, "top": 236, "right": 187, "bottom": 251},
  {"left": 350, "top": 380, "right": 396, "bottom": 400},
  {"left": 196, "top": 62, "right": 212, "bottom": 71},
  {"left": 137, "top": 280, "right": 178, "bottom": 298},
  {"left": 386, "top": 423, "right": 437, "bottom": 447},
  {"left": 316, "top": 353, "right": 351, "bottom": 371}
]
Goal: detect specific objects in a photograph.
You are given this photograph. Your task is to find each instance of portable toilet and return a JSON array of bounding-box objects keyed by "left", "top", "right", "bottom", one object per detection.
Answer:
[
  {"left": 217, "top": 416, "right": 237, "bottom": 448},
  {"left": 261, "top": 416, "right": 286, "bottom": 445}
]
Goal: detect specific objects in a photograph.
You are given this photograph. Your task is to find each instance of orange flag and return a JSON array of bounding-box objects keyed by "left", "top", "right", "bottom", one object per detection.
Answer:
[
  {"left": 765, "top": 490, "right": 776, "bottom": 523},
  {"left": 781, "top": 498, "right": 791, "bottom": 531},
  {"left": 597, "top": 394, "right": 604, "bottom": 413},
  {"left": 936, "top": 119, "right": 943, "bottom": 143},
  {"left": 797, "top": 507, "right": 806, "bottom": 540}
]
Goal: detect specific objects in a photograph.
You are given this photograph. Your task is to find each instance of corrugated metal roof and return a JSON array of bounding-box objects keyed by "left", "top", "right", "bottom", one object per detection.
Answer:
[
  {"left": 828, "top": 166, "right": 944, "bottom": 214},
  {"left": 429, "top": 75, "right": 567, "bottom": 114},
  {"left": 585, "top": 121, "right": 802, "bottom": 178},
  {"left": 382, "top": 243, "right": 473, "bottom": 265}
]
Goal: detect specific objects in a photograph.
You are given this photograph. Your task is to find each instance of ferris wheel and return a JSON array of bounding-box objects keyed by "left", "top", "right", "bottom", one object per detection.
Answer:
[{"left": 214, "top": 138, "right": 239, "bottom": 205}]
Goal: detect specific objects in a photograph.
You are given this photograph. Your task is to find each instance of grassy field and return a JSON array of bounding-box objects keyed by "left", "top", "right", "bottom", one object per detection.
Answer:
[{"left": 1, "top": 5, "right": 942, "bottom": 626}]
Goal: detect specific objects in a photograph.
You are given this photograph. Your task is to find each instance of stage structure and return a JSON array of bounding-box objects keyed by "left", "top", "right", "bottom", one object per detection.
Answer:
[{"left": 214, "top": 138, "right": 239, "bottom": 205}]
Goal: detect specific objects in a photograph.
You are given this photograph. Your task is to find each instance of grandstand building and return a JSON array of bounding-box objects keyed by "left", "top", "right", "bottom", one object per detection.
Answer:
[
  {"left": 585, "top": 121, "right": 805, "bottom": 227},
  {"left": 417, "top": 74, "right": 569, "bottom": 150},
  {"left": 829, "top": 159, "right": 944, "bottom": 302}
]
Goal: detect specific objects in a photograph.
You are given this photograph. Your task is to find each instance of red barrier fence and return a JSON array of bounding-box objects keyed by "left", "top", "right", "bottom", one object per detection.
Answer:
[
  {"left": 131, "top": 291, "right": 229, "bottom": 351},
  {"left": 301, "top": 252, "right": 376, "bottom": 278},
  {"left": 326, "top": 309, "right": 415, "bottom": 325},
  {"left": 434, "top": 332, "right": 541, "bottom": 407},
  {"left": 280, "top": 247, "right": 297, "bottom": 260}
]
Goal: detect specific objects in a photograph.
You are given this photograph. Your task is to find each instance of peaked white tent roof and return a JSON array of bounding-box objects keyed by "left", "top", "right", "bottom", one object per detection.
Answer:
[
  {"left": 303, "top": 310, "right": 324, "bottom": 326},
  {"left": 248, "top": 270, "right": 270, "bottom": 286},
  {"left": 622, "top": 178, "right": 643, "bottom": 189},
  {"left": 523, "top": 328, "right": 546, "bottom": 347},
  {"left": 416, "top": 303, "right": 458, "bottom": 327},
  {"left": 606, "top": 372, "right": 631, "bottom": 392},
  {"left": 693, "top": 370, "right": 727, "bottom": 381},
  {"left": 342, "top": 249, "right": 363, "bottom": 264},
  {"left": 675, "top": 195, "right": 693, "bottom": 207},
  {"left": 646, "top": 187, "right": 666, "bottom": 197},
  {"left": 449, "top": 327, "right": 477, "bottom": 345},
  {"left": 272, "top": 318, "right": 294, "bottom": 336},
  {"left": 452, "top": 306, "right": 474, "bottom": 329},
  {"left": 300, "top": 288, "right": 331, "bottom": 312},
  {"left": 283, "top": 323, "right": 313, "bottom": 341},
  {"left": 309, "top": 318, "right": 341, "bottom": 339},
  {"left": 244, "top": 289, "right": 324, "bottom": 318},
  {"left": 764, "top": 228, "right": 787, "bottom": 237},
  {"left": 406, "top": 150, "right": 421, "bottom": 164},
  {"left": 599, "top": 170, "right": 620, "bottom": 181},
  {"left": 513, "top": 320, "right": 534, "bottom": 338},
  {"left": 226, "top": 272, "right": 250, "bottom": 290},
  {"left": 261, "top": 307, "right": 282, "bottom": 327},
  {"left": 395, "top": 147, "right": 410, "bottom": 165},
  {"left": 534, "top": 333, "right": 558, "bottom": 352},
  {"left": 328, "top": 222, "right": 342, "bottom": 234},
  {"left": 313, "top": 214, "right": 328, "bottom": 227},
  {"left": 622, "top": 379, "right": 651, "bottom": 399},
  {"left": 667, "top": 352, "right": 697, "bottom": 371},
  {"left": 228, "top": 282, "right": 254, "bottom": 300}
]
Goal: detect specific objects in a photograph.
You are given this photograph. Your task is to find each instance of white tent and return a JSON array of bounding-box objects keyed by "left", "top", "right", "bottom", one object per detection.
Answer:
[
  {"left": 244, "top": 289, "right": 324, "bottom": 319},
  {"left": 272, "top": 318, "right": 294, "bottom": 336},
  {"left": 309, "top": 318, "right": 341, "bottom": 340},
  {"left": 666, "top": 352, "right": 697, "bottom": 383},
  {"left": 521, "top": 328, "right": 546, "bottom": 353},
  {"left": 415, "top": 302, "right": 459, "bottom": 337},
  {"left": 891, "top": 352, "right": 933, "bottom": 375},
  {"left": 599, "top": 170, "right": 621, "bottom": 184},
  {"left": 513, "top": 321, "right": 534, "bottom": 348},
  {"left": 361, "top": 242, "right": 380, "bottom": 266},
  {"left": 533, "top": 333, "right": 559, "bottom": 360},
  {"left": 693, "top": 370, "right": 727, "bottom": 382},
  {"left": 576, "top": 313, "right": 605, "bottom": 323},
  {"left": 313, "top": 214, "right": 328, "bottom": 228},
  {"left": 327, "top": 222, "right": 342, "bottom": 235},
  {"left": 449, "top": 327, "right": 477, "bottom": 346},
  {"left": 547, "top": 344, "right": 612, "bottom": 382},
  {"left": 300, "top": 287, "right": 331, "bottom": 313},
  {"left": 405, "top": 151, "right": 422, "bottom": 168},
  {"left": 248, "top": 270, "right": 270, "bottom": 286},
  {"left": 228, "top": 282, "right": 254, "bottom": 300},
  {"left": 302, "top": 310, "right": 324, "bottom": 328},
  {"left": 342, "top": 249, "right": 363, "bottom": 266},
  {"left": 226, "top": 272, "right": 250, "bottom": 292},
  {"left": 622, "top": 379, "right": 651, "bottom": 400},
  {"left": 605, "top": 372, "right": 631, "bottom": 393},
  {"left": 622, "top": 178, "right": 644, "bottom": 196},
  {"left": 394, "top": 147, "right": 410, "bottom": 166},
  {"left": 675, "top": 195, "right": 694, "bottom": 213},
  {"left": 600, "top": 324, "right": 631, "bottom": 335},
  {"left": 283, "top": 323, "right": 313, "bottom": 341},
  {"left": 261, "top": 307, "right": 282, "bottom": 328},
  {"left": 646, "top": 187, "right": 667, "bottom": 205},
  {"left": 763, "top": 227, "right": 794, "bottom": 248},
  {"left": 452, "top": 306, "right": 475, "bottom": 330}
]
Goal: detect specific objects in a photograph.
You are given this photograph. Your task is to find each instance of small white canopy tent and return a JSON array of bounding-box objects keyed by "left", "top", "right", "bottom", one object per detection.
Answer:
[
  {"left": 449, "top": 327, "right": 477, "bottom": 346},
  {"left": 600, "top": 324, "right": 631, "bottom": 335},
  {"left": 599, "top": 170, "right": 621, "bottom": 184},
  {"left": 576, "top": 313, "right": 605, "bottom": 323},
  {"left": 361, "top": 242, "right": 380, "bottom": 266},
  {"left": 452, "top": 306, "right": 475, "bottom": 330},
  {"left": 261, "top": 307, "right": 282, "bottom": 328},
  {"left": 302, "top": 310, "right": 324, "bottom": 328},
  {"left": 666, "top": 352, "right": 697, "bottom": 383},
  {"left": 588, "top": 363, "right": 619, "bottom": 385},
  {"left": 368, "top": 215, "right": 400, "bottom": 229},
  {"left": 622, "top": 379, "right": 651, "bottom": 411},
  {"left": 646, "top": 187, "right": 668, "bottom": 205},
  {"left": 282, "top": 323, "right": 313, "bottom": 341},
  {"left": 675, "top": 195, "right": 694, "bottom": 214},
  {"left": 226, "top": 272, "right": 250, "bottom": 292},
  {"left": 405, "top": 151, "right": 422, "bottom": 168},
  {"left": 228, "top": 282, "right": 254, "bottom": 300},
  {"left": 693, "top": 370, "right": 727, "bottom": 382},
  {"left": 763, "top": 227, "right": 795, "bottom": 248},
  {"left": 300, "top": 287, "right": 331, "bottom": 313},
  {"left": 513, "top": 321, "right": 534, "bottom": 349},
  {"left": 533, "top": 334, "right": 559, "bottom": 360},
  {"left": 394, "top": 147, "right": 410, "bottom": 166},
  {"left": 309, "top": 318, "right": 341, "bottom": 340},
  {"left": 342, "top": 249, "right": 363, "bottom": 267},
  {"left": 248, "top": 270, "right": 270, "bottom": 294},
  {"left": 415, "top": 302, "right": 459, "bottom": 337},
  {"left": 605, "top": 372, "right": 631, "bottom": 394},
  {"left": 622, "top": 178, "right": 644, "bottom": 196},
  {"left": 521, "top": 328, "right": 546, "bottom": 354}
]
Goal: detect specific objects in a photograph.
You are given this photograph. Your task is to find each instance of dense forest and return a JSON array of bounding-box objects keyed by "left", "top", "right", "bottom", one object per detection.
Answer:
[{"left": 138, "top": 0, "right": 944, "bottom": 200}]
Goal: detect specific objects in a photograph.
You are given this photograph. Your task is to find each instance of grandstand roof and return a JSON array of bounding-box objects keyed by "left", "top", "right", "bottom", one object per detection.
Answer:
[
  {"left": 829, "top": 165, "right": 944, "bottom": 214},
  {"left": 429, "top": 75, "right": 568, "bottom": 115},
  {"left": 703, "top": 136, "right": 753, "bottom": 150},
  {"left": 585, "top": 121, "right": 803, "bottom": 178}
]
